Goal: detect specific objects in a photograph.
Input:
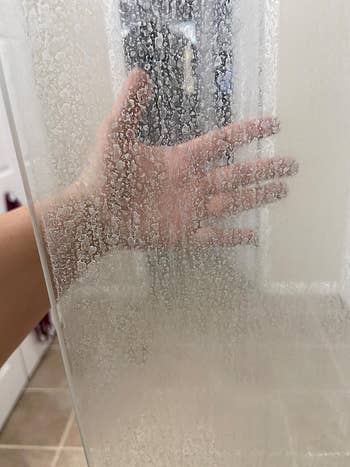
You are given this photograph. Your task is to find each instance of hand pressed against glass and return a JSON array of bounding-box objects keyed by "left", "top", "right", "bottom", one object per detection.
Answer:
[{"left": 83, "top": 68, "right": 298, "bottom": 249}]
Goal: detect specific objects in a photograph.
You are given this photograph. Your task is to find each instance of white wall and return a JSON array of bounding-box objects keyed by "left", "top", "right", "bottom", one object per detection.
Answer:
[
  {"left": 266, "top": 0, "right": 350, "bottom": 289},
  {"left": 21, "top": 0, "right": 115, "bottom": 195},
  {"left": 0, "top": 1, "right": 51, "bottom": 429}
]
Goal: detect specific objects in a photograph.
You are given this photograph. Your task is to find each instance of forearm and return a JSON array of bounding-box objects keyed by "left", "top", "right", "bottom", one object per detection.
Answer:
[{"left": 0, "top": 206, "right": 49, "bottom": 365}]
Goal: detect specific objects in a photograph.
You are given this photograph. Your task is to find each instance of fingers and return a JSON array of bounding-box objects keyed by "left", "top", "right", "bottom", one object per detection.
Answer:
[
  {"left": 192, "top": 226, "right": 258, "bottom": 247},
  {"left": 107, "top": 68, "right": 152, "bottom": 143},
  {"left": 181, "top": 117, "right": 280, "bottom": 164},
  {"left": 206, "top": 157, "right": 298, "bottom": 193},
  {"left": 206, "top": 181, "right": 288, "bottom": 217}
]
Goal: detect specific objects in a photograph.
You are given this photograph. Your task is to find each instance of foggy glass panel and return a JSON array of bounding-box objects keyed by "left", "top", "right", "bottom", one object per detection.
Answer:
[{"left": 11, "top": 0, "right": 350, "bottom": 465}]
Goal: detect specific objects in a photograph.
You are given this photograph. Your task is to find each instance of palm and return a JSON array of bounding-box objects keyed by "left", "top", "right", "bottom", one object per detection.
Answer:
[{"left": 98, "top": 69, "right": 297, "bottom": 249}]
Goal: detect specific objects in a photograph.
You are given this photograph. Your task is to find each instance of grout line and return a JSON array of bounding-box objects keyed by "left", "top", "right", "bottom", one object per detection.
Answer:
[
  {"left": 0, "top": 445, "right": 57, "bottom": 451},
  {"left": 50, "top": 411, "right": 75, "bottom": 467},
  {"left": 0, "top": 444, "right": 82, "bottom": 451},
  {"left": 25, "top": 387, "right": 69, "bottom": 393},
  {"left": 310, "top": 310, "right": 350, "bottom": 438},
  {"left": 1, "top": 443, "right": 349, "bottom": 459},
  {"left": 276, "top": 391, "right": 298, "bottom": 467},
  {"left": 311, "top": 308, "right": 349, "bottom": 390}
]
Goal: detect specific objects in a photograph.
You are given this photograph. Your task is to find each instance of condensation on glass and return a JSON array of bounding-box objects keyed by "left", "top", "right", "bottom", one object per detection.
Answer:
[{"left": 12, "top": 0, "right": 350, "bottom": 465}]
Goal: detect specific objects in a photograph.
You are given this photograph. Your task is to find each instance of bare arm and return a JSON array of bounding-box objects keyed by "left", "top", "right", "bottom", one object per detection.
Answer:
[{"left": 0, "top": 206, "right": 49, "bottom": 365}]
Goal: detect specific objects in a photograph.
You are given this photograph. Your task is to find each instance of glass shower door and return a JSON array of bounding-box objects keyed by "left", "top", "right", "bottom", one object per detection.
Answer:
[{"left": 7, "top": 0, "right": 350, "bottom": 465}]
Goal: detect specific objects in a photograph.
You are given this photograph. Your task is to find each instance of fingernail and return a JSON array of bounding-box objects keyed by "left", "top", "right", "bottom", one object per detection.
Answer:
[
  {"left": 278, "top": 182, "right": 289, "bottom": 198},
  {"left": 282, "top": 158, "right": 299, "bottom": 176},
  {"left": 271, "top": 117, "right": 280, "bottom": 134},
  {"left": 289, "top": 159, "right": 299, "bottom": 175},
  {"left": 250, "top": 231, "right": 259, "bottom": 247},
  {"left": 258, "top": 117, "right": 280, "bottom": 137}
]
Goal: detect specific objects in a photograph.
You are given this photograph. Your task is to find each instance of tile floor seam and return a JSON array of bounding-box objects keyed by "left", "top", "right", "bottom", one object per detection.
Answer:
[
  {"left": 0, "top": 444, "right": 83, "bottom": 451},
  {"left": 50, "top": 410, "right": 75, "bottom": 467},
  {"left": 311, "top": 310, "right": 348, "bottom": 389},
  {"left": 310, "top": 311, "right": 350, "bottom": 447},
  {"left": 0, "top": 444, "right": 58, "bottom": 451},
  {"left": 307, "top": 451, "right": 350, "bottom": 457},
  {"left": 276, "top": 390, "right": 298, "bottom": 467},
  {"left": 25, "top": 387, "right": 69, "bottom": 393}
]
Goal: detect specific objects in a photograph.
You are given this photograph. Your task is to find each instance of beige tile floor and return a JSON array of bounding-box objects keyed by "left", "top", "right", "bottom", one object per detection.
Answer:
[
  {"left": 2, "top": 294, "right": 350, "bottom": 467},
  {"left": 0, "top": 339, "right": 88, "bottom": 467}
]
